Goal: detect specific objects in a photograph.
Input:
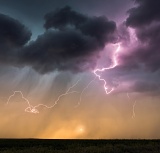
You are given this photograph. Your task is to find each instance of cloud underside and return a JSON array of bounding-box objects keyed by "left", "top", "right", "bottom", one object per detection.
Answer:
[
  {"left": 1, "top": 1, "right": 160, "bottom": 94},
  {"left": 117, "top": 0, "right": 160, "bottom": 94},
  {"left": 0, "top": 6, "right": 116, "bottom": 73}
]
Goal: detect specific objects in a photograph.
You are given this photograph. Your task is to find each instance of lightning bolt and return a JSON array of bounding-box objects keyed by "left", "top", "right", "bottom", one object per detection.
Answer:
[
  {"left": 132, "top": 100, "right": 136, "bottom": 119},
  {"left": 6, "top": 91, "right": 39, "bottom": 114},
  {"left": 7, "top": 91, "right": 33, "bottom": 107},
  {"left": 127, "top": 93, "right": 137, "bottom": 119},
  {"left": 6, "top": 43, "right": 122, "bottom": 113},
  {"left": 75, "top": 43, "right": 121, "bottom": 108},
  {"left": 6, "top": 79, "right": 80, "bottom": 114},
  {"left": 32, "top": 79, "right": 80, "bottom": 113},
  {"left": 93, "top": 43, "right": 121, "bottom": 94},
  {"left": 75, "top": 77, "right": 96, "bottom": 108}
]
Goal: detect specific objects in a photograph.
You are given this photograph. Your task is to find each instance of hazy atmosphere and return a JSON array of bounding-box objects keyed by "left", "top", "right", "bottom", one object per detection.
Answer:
[{"left": 0, "top": 0, "right": 160, "bottom": 139}]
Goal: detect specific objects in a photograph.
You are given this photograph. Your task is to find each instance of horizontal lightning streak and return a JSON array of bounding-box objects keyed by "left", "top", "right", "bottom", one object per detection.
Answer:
[
  {"left": 6, "top": 43, "right": 122, "bottom": 114},
  {"left": 6, "top": 91, "right": 39, "bottom": 114},
  {"left": 33, "top": 79, "right": 81, "bottom": 111},
  {"left": 6, "top": 79, "right": 81, "bottom": 114}
]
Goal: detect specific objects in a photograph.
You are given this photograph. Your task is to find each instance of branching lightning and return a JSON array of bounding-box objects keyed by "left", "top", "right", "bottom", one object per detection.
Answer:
[
  {"left": 6, "top": 90, "right": 36, "bottom": 111},
  {"left": 93, "top": 43, "right": 121, "bottom": 94},
  {"left": 32, "top": 79, "right": 80, "bottom": 113},
  {"left": 75, "top": 77, "right": 96, "bottom": 108},
  {"left": 6, "top": 79, "right": 80, "bottom": 114},
  {"left": 6, "top": 43, "right": 122, "bottom": 113}
]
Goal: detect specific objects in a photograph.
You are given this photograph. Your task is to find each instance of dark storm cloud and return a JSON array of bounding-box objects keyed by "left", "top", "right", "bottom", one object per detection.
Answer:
[
  {"left": 126, "top": 0, "right": 160, "bottom": 27},
  {"left": 114, "top": 0, "right": 160, "bottom": 94},
  {"left": 44, "top": 6, "right": 87, "bottom": 30},
  {"left": 0, "top": 13, "right": 31, "bottom": 64},
  {"left": 21, "top": 30, "right": 100, "bottom": 73},
  {"left": 21, "top": 6, "right": 116, "bottom": 73},
  {"left": 122, "top": 0, "right": 160, "bottom": 72},
  {"left": 135, "top": 23, "right": 160, "bottom": 72},
  {"left": 0, "top": 14, "right": 31, "bottom": 46},
  {"left": 44, "top": 6, "right": 116, "bottom": 43},
  {"left": 0, "top": 6, "right": 116, "bottom": 73}
]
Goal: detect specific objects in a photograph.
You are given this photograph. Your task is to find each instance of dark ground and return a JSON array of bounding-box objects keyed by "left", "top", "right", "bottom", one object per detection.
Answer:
[{"left": 0, "top": 139, "right": 160, "bottom": 153}]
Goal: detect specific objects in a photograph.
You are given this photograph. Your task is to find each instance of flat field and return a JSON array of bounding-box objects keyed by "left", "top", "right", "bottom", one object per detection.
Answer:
[{"left": 0, "top": 139, "right": 160, "bottom": 153}]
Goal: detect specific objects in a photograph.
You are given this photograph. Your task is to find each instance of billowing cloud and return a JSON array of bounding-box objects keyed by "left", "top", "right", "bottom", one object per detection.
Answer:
[
  {"left": 122, "top": 0, "right": 160, "bottom": 72},
  {"left": 126, "top": 0, "right": 160, "bottom": 27},
  {"left": 21, "top": 30, "right": 100, "bottom": 73},
  {"left": 0, "top": 6, "right": 116, "bottom": 74},
  {"left": 44, "top": 6, "right": 116, "bottom": 43},
  {"left": 113, "top": 0, "right": 160, "bottom": 94},
  {"left": 1, "top": 0, "right": 160, "bottom": 140},
  {"left": 0, "top": 13, "right": 31, "bottom": 65}
]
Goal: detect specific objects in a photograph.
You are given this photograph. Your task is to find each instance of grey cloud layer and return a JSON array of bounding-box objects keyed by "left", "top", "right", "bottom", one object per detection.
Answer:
[
  {"left": 123, "top": 0, "right": 160, "bottom": 72},
  {"left": 126, "top": 0, "right": 160, "bottom": 27},
  {"left": 1, "top": 1, "right": 160, "bottom": 95},
  {"left": 0, "top": 6, "right": 116, "bottom": 73},
  {"left": 115, "top": 0, "right": 160, "bottom": 94},
  {"left": 0, "top": 14, "right": 31, "bottom": 65}
]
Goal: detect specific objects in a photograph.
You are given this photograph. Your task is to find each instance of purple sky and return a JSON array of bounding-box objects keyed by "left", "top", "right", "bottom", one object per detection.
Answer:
[{"left": 0, "top": 0, "right": 160, "bottom": 139}]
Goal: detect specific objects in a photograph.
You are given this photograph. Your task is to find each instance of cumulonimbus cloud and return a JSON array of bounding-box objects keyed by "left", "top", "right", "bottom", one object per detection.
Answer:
[
  {"left": 114, "top": 0, "right": 160, "bottom": 94},
  {"left": 126, "top": 0, "right": 160, "bottom": 27},
  {"left": 0, "top": 13, "right": 31, "bottom": 65},
  {"left": 0, "top": 6, "right": 117, "bottom": 74},
  {"left": 122, "top": 0, "right": 160, "bottom": 72}
]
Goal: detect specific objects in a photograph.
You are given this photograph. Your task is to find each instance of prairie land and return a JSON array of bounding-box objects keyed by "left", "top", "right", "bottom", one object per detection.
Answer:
[{"left": 0, "top": 139, "right": 160, "bottom": 153}]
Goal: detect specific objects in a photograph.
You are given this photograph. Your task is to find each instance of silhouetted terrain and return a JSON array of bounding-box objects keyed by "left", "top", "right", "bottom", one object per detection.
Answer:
[{"left": 0, "top": 139, "right": 160, "bottom": 153}]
